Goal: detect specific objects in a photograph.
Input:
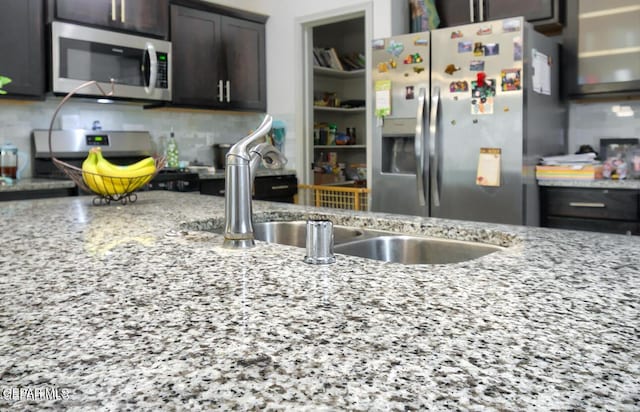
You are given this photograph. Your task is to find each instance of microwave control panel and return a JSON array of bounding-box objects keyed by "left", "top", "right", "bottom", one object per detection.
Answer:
[{"left": 157, "top": 52, "right": 169, "bottom": 89}]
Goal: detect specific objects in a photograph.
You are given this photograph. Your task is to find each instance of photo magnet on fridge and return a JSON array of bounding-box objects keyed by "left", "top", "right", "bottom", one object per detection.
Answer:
[
  {"left": 372, "top": 39, "right": 385, "bottom": 50},
  {"left": 405, "top": 86, "right": 415, "bottom": 100},
  {"left": 502, "top": 18, "right": 521, "bottom": 33},
  {"left": 473, "top": 42, "right": 484, "bottom": 56},
  {"left": 458, "top": 41, "right": 472, "bottom": 53},
  {"left": 450, "top": 30, "right": 463, "bottom": 39},
  {"left": 484, "top": 43, "right": 499, "bottom": 56},
  {"left": 513, "top": 36, "right": 523, "bottom": 61},
  {"left": 470, "top": 60, "right": 485, "bottom": 71},
  {"left": 501, "top": 68, "right": 521, "bottom": 91},
  {"left": 449, "top": 80, "right": 469, "bottom": 93}
]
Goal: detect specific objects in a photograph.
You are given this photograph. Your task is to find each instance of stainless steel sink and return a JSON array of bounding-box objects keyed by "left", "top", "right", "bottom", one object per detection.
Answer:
[
  {"left": 252, "top": 220, "right": 503, "bottom": 264},
  {"left": 334, "top": 235, "right": 503, "bottom": 265},
  {"left": 253, "top": 221, "right": 364, "bottom": 247}
]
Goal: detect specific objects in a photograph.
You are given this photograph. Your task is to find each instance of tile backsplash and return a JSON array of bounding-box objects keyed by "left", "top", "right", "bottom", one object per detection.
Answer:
[
  {"left": 568, "top": 100, "right": 640, "bottom": 155},
  {"left": 0, "top": 98, "right": 296, "bottom": 178}
]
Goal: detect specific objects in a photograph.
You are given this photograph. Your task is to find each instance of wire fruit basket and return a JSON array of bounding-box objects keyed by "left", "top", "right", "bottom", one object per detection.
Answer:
[
  {"left": 48, "top": 80, "right": 165, "bottom": 205},
  {"left": 296, "top": 184, "right": 370, "bottom": 211}
]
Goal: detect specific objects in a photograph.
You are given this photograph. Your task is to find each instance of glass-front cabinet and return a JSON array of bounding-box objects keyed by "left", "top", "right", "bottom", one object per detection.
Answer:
[{"left": 564, "top": 0, "right": 640, "bottom": 97}]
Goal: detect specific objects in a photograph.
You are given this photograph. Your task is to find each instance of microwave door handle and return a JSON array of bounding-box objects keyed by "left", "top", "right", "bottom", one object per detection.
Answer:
[
  {"left": 430, "top": 86, "right": 441, "bottom": 207},
  {"left": 143, "top": 43, "right": 158, "bottom": 95},
  {"left": 415, "top": 87, "right": 426, "bottom": 207}
]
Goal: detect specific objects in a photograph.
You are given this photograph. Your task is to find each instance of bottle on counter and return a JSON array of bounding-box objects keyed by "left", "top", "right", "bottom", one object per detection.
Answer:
[{"left": 166, "top": 128, "right": 179, "bottom": 168}]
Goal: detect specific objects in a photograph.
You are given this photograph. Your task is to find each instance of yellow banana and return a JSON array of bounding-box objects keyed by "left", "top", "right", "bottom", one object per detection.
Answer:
[
  {"left": 82, "top": 149, "right": 110, "bottom": 195},
  {"left": 94, "top": 148, "right": 157, "bottom": 194}
]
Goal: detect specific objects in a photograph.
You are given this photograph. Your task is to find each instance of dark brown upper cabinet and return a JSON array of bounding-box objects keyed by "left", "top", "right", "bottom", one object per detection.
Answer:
[
  {"left": 170, "top": 4, "right": 267, "bottom": 112},
  {"left": 0, "top": 0, "right": 46, "bottom": 98},
  {"left": 435, "top": 0, "right": 563, "bottom": 35},
  {"left": 51, "top": 0, "right": 169, "bottom": 38},
  {"left": 563, "top": 0, "right": 640, "bottom": 98}
]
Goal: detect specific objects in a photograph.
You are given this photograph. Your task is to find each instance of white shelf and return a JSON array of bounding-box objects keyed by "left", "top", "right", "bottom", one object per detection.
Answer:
[
  {"left": 314, "top": 145, "right": 366, "bottom": 149},
  {"left": 314, "top": 106, "right": 365, "bottom": 112},
  {"left": 314, "top": 66, "right": 365, "bottom": 78}
]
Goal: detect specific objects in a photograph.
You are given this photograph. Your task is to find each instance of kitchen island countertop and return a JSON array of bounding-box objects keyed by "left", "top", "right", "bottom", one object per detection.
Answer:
[{"left": 1, "top": 192, "right": 638, "bottom": 410}]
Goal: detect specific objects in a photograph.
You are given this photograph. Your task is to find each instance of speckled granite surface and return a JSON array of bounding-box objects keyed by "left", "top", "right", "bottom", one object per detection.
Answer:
[
  {"left": 538, "top": 179, "right": 640, "bottom": 189},
  {"left": 1, "top": 192, "right": 638, "bottom": 411},
  {"left": 0, "top": 178, "right": 76, "bottom": 192}
]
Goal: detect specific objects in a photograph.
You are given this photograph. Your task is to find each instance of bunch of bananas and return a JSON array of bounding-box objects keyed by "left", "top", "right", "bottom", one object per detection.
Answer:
[{"left": 82, "top": 147, "right": 156, "bottom": 196}]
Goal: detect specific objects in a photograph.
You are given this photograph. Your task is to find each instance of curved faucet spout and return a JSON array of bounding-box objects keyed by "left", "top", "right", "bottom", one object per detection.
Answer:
[{"left": 222, "top": 115, "right": 286, "bottom": 249}]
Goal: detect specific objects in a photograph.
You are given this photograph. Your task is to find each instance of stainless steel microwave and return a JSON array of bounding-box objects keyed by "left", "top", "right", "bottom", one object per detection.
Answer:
[{"left": 51, "top": 22, "right": 171, "bottom": 101}]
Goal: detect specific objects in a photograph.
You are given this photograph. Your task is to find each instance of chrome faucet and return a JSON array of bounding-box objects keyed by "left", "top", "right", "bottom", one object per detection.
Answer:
[{"left": 223, "top": 115, "right": 287, "bottom": 249}]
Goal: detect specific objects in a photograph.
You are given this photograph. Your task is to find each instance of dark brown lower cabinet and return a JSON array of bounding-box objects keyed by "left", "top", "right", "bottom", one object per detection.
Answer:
[
  {"left": 200, "top": 175, "right": 298, "bottom": 204},
  {"left": 540, "top": 186, "right": 640, "bottom": 235}
]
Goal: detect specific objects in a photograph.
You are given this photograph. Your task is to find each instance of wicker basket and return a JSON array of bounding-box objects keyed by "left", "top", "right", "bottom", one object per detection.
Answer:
[
  {"left": 48, "top": 80, "right": 164, "bottom": 205},
  {"left": 296, "top": 184, "right": 370, "bottom": 211}
]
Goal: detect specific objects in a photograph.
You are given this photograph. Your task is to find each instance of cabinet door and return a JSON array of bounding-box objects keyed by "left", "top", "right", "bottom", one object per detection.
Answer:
[
  {"left": 484, "top": 0, "right": 554, "bottom": 22},
  {"left": 434, "top": 0, "right": 475, "bottom": 27},
  {"left": 221, "top": 16, "right": 266, "bottom": 111},
  {"left": 0, "top": 0, "right": 45, "bottom": 97},
  {"left": 171, "top": 5, "right": 225, "bottom": 107},
  {"left": 55, "top": 0, "right": 114, "bottom": 28},
  {"left": 564, "top": 0, "right": 640, "bottom": 97},
  {"left": 119, "top": 0, "right": 168, "bottom": 38},
  {"left": 55, "top": 0, "right": 168, "bottom": 37}
]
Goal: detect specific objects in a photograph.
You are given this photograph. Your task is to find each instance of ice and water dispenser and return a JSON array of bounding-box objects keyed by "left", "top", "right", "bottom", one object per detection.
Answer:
[{"left": 380, "top": 119, "right": 417, "bottom": 174}]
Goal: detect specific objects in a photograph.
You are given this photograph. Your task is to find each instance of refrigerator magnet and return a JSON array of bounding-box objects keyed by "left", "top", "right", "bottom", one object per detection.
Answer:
[
  {"left": 503, "top": 18, "right": 521, "bottom": 33},
  {"left": 449, "top": 80, "right": 469, "bottom": 93},
  {"left": 470, "top": 78, "right": 496, "bottom": 115},
  {"left": 405, "top": 86, "right": 415, "bottom": 100},
  {"left": 414, "top": 37, "right": 429, "bottom": 46},
  {"left": 470, "top": 60, "right": 485, "bottom": 71},
  {"left": 458, "top": 41, "right": 472, "bottom": 53},
  {"left": 377, "top": 62, "right": 389, "bottom": 73},
  {"left": 375, "top": 80, "right": 392, "bottom": 118},
  {"left": 501, "top": 68, "right": 521, "bottom": 91},
  {"left": 450, "top": 30, "right": 463, "bottom": 39},
  {"left": 473, "top": 42, "right": 484, "bottom": 56},
  {"left": 477, "top": 25, "right": 492, "bottom": 35},
  {"left": 389, "top": 59, "right": 398, "bottom": 69},
  {"left": 476, "top": 148, "right": 501, "bottom": 187},
  {"left": 444, "top": 64, "right": 461, "bottom": 75},
  {"left": 413, "top": 66, "right": 425, "bottom": 74},
  {"left": 484, "top": 43, "right": 500, "bottom": 56},
  {"left": 513, "top": 37, "right": 523, "bottom": 61},
  {"left": 386, "top": 40, "right": 404, "bottom": 57},
  {"left": 372, "top": 39, "right": 385, "bottom": 50}
]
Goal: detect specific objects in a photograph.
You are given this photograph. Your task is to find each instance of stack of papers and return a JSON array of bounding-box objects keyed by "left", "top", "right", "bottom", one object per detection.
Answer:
[{"left": 537, "top": 153, "right": 602, "bottom": 180}]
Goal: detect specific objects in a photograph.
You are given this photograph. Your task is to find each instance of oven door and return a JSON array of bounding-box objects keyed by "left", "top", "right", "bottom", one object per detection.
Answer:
[{"left": 51, "top": 22, "right": 171, "bottom": 101}]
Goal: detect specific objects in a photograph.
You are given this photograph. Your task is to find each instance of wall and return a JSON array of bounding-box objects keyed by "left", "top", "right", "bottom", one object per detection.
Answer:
[
  {"left": 567, "top": 100, "right": 640, "bottom": 154},
  {"left": 0, "top": 98, "right": 263, "bottom": 178}
]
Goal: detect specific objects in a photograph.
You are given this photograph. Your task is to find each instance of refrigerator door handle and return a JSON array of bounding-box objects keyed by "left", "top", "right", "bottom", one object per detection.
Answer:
[
  {"left": 430, "top": 86, "right": 441, "bottom": 208},
  {"left": 415, "top": 87, "right": 427, "bottom": 206}
]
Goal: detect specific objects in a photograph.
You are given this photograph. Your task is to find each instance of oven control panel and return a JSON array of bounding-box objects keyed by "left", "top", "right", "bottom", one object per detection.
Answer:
[{"left": 86, "top": 134, "right": 110, "bottom": 146}]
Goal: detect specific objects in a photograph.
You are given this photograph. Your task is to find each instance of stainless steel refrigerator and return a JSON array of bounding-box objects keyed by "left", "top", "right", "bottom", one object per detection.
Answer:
[{"left": 371, "top": 17, "right": 564, "bottom": 225}]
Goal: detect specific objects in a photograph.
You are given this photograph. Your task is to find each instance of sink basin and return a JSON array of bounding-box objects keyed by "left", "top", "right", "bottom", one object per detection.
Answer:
[
  {"left": 252, "top": 220, "right": 503, "bottom": 264},
  {"left": 253, "top": 221, "right": 364, "bottom": 247},
  {"left": 334, "top": 235, "right": 503, "bottom": 265}
]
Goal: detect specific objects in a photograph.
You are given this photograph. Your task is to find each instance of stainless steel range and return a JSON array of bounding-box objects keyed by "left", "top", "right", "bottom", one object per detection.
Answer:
[{"left": 32, "top": 130, "right": 199, "bottom": 192}]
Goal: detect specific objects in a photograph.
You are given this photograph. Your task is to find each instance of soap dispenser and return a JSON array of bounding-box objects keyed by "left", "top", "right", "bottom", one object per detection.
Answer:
[{"left": 166, "top": 128, "right": 179, "bottom": 168}]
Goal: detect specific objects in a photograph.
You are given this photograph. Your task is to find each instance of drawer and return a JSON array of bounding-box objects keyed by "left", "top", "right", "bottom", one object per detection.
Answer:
[
  {"left": 253, "top": 175, "right": 298, "bottom": 199},
  {"left": 542, "top": 188, "right": 639, "bottom": 220},
  {"left": 200, "top": 179, "right": 226, "bottom": 196},
  {"left": 544, "top": 216, "right": 639, "bottom": 236}
]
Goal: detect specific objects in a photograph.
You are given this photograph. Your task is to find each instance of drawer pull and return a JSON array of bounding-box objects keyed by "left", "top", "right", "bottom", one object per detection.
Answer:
[
  {"left": 569, "top": 202, "right": 605, "bottom": 208},
  {"left": 271, "top": 185, "right": 289, "bottom": 190}
]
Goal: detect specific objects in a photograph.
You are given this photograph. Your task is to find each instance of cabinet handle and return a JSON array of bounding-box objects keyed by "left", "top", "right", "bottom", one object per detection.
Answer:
[
  {"left": 569, "top": 202, "right": 606, "bottom": 208},
  {"left": 478, "top": 0, "right": 484, "bottom": 21},
  {"left": 217, "top": 80, "right": 224, "bottom": 102},
  {"left": 271, "top": 185, "right": 289, "bottom": 190},
  {"left": 111, "top": 0, "right": 116, "bottom": 21},
  {"left": 469, "top": 0, "right": 475, "bottom": 22},
  {"left": 120, "top": 0, "right": 126, "bottom": 23},
  {"left": 226, "top": 80, "right": 231, "bottom": 102}
]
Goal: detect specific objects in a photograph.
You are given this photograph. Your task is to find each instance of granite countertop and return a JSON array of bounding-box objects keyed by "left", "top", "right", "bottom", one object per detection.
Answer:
[
  {"left": 198, "top": 168, "right": 296, "bottom": 180},
  {"left": 1, "top": 192, "right": 638, "bottom": 410},
  {"left": 0, "top": 178, "right": 76, "bottom": 192},
  {"left": 538, "top": 179, "right": 640, "bottom": 189}
]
